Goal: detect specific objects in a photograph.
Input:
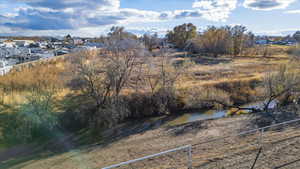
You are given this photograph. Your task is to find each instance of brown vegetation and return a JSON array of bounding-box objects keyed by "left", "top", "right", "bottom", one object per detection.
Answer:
[{"left": 1, "top": 25, "right": 300, "bottom": 169}]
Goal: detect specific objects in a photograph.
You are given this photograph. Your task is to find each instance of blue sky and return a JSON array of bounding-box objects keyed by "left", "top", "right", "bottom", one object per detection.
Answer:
[{"left": 0, "top": 0, "right": 299, "bottom": 37}]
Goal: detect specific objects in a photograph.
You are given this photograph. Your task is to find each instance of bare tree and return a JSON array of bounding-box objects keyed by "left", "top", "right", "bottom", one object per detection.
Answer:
[
  {"left": 166, "top": 23, "right": 197, "bottom": 49},
  {"left": 142, "top": 33, "right": 161, "bottom": 51},
  {"left": 231, "top": 25, "right": 247, "bottom": 56},
  {"left": 68, "top": 39, "right": 147, "bottom": 128},
  {"left": 199, "top": 64, "right": 300, "bottom": 121},
  {"left": 261, "top": 65, "right": 300, "bottom": 112},
  {"left": 140, "top": 48, "right": 192, "bottom": 114},
  {"left": 108, "top": 26, "right": 137, "bottom": 41},
  {"left": 198, "top": 26, "right": 232, "bottom": 57},
  {"left": 293, "top": 31, "right": 300, "bottom": 47},
  {"left": 190, "top": 25, "right": 255, "bottom": 57}
]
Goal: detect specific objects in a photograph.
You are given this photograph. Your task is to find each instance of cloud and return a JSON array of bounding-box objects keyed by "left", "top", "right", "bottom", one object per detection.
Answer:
[
  {"left": 243, "top": 0, "right": 296, "bottom": 11},
  {"left": 0, "top": 0, "right": 239, "bottom": 36},
  {"left": 16, "top": 0, "right": 120, "bottom": 10},
  {"left": 158, "top": 10, "right": 203, "bottom": 20},
  {"left": 0, "top": 0, "right": 126, "bottom": 30},
  {"left": 192, "top": 0, "right": 238, "bottom": 21},
  {"left": 3, "top": 8, "right": 74, "bottom": 30}
]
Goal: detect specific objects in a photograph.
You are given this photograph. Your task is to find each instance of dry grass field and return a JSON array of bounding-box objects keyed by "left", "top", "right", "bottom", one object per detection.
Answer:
[
  {"left": 0, "top": 47, "right": 291, "bottom": 105},
  {"left": 176, "top": 55, "right": 288, "bottom": 88}
]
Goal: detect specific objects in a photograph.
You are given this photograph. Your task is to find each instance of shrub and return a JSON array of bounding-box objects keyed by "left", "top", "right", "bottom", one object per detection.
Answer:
[
  {"left": 184, "top": 86, "right": 232, "bottom": 110},
  {"left": 287, "top": 47, "right": 300, "bottom": 59},
  {"left": 2, "top": 91, "right": 58, "bottom": 143},
  {"left": 127, "top": 88, "right": 185, "bottom": 118}
]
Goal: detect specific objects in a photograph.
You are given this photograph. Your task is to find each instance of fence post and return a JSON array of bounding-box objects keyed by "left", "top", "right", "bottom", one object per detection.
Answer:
[
  {"left": 259, "top": 128, "right": 264, "bottom": 148},
  {"left": 187, "top": 145, "right": 193, "bottom": 169}
]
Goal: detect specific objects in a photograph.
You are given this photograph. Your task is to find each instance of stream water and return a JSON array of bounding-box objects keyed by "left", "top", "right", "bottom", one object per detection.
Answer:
[{"left": 167, "top": 100, "right": 278, "bottom": 126}]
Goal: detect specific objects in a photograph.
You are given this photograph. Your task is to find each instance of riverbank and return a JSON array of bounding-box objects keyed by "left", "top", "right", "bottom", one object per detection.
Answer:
[{"left": 1, "top": 112, "right": 299, "bottom": 169}]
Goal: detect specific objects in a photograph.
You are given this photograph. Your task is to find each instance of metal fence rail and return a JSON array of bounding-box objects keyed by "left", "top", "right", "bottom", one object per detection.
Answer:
[
  {"left": 192, "top": 118, "right": 300, "bottom": 148},
  {"left": 102, "top": 118, "right": 300, "bottom": 169},
  {"left": 102, "top": 145, "right": 192, "bottom": 169}
]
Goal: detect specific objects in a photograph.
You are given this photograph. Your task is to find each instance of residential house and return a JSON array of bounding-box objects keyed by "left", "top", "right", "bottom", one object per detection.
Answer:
[
  {"left": 74, "top": 38, "right": 84, "bottom": 45},
  {"left": 84, "top": 42, "right": 105, "bottom": 49},
  {"left": 0, "top": 59, "right": 17, "bottom": 76}
]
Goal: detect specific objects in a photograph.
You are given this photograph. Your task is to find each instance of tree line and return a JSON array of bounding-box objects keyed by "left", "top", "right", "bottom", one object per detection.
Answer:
[{"left": 166, "top": 23, "right": 256, "bottom": 57}]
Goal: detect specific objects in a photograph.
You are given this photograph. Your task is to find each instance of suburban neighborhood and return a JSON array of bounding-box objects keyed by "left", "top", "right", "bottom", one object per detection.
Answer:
[{"left": 0, "top": 35, "right": 105, "bottom": 75}]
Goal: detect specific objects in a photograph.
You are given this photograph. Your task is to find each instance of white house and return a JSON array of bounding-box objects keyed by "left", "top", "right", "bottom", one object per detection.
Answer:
[
  {"left": 3, "top": 41, "right": 16, "bottom": 48},
  {"left": 0, "top": 48, "right": 10, "bottom": 58},
  {"left": 37, "top": 51, "right": 55, "bottom": 59},
  {"left": 0, "top": 59, "right": 17, "bottom": 76},
  {"left": 0, "top": 66, "right": 12, "bottom": 76},
  {"left": 84, "top": 42, "right": 104, "bottom": 49},
  {"left": 14, "top": 40, "right": 35, "bottom": 47},
  {"left": 74, "top": 38, "right": 84, "bottom": 45}
]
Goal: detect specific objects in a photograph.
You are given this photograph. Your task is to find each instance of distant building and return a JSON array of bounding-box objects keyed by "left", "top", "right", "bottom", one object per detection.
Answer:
[
  {"left": 0, "top": 59, "right": 18, "bottom": 75},
  {"left": 39, "top": 42, "right": 49, "bottom": 49},
  {"left": 84, "top": 42, "right": 105, "bottom": 49},
  {"left": 71, "top": 46, "right": 88, "bottom": 53},
  {"left": 3, "top": 40, "right": 16, "bottom": 48},
  {"left": 53, "top": 41, "right": 63, "bottom": 49},
  {"left": 15, "top": 40, "right": 35, "bottom": 47},
  {"left": 0, "top": 66, "right": 12, "bottom": 76},
  {"left": 55, "top": 49, "right": 69, "bottom": 56},
  {"left": 0, "top": 59, "right": 17, "bottom": 68},
  {"left": 0, "top": 48, "right": 10, "bottom": 58},
  {"left": 64, "top": 34, "right": 74, "bottom": 45},
  {"left": 74, "top": 38, "right": 84, "bottom": 45},
  {"left": 256, "top": 40, "right": 268, "bottom": 45},
  {"left": 1, "top": 40, "right": 35, "bottom": 48},
  {"left": 37, "top": 51, "right": 55, "bottom": 59},
  {"left": 0, "top": 47, "right": 39, "bottom": 63},
  {"left": 0, "top": 38, "right": 7, "bottom": 43}
]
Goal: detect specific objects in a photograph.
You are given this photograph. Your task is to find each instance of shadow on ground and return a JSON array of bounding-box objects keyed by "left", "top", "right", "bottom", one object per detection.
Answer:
[{"left": 0, "top": 114, "right": 186, "bottom": 169}]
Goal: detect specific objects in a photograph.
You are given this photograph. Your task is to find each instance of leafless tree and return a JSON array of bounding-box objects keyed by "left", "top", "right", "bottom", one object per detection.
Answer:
[
  {"left": 139, "top": 48, "right": 192, "bottom": 114},
  {"left": 261, "top": 65, "right": 300, "bottom": 112},
  {"left": 68, "top": 39, "right": 147, "bottom": 128},
  {"left": 200, "top": 64, "right": 300, "bottom": 121}
]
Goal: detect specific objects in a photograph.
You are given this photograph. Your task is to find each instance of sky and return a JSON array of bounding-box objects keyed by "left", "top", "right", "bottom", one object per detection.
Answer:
[{"left": 0, "top": 0, "right": 299, "bottom": 37}]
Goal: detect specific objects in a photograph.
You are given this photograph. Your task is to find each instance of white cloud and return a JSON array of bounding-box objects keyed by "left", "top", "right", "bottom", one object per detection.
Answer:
[
  {"left": 244, "top": 0, "right": 296, "bottom": 11},
  {"left": 192, "top": 0, "right": 238, "bottom": 21},
  {"left": 0, "top": 0, "right": 240, "bottom": 36}
]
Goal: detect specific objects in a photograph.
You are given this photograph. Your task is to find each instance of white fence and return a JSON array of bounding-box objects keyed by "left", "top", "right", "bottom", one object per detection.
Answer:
[
  {"left": 103, "top": 145, "right": 192, "bottom": 169},
  {"left": 102, "top": 118, "right": 300, "bottom": 169}
]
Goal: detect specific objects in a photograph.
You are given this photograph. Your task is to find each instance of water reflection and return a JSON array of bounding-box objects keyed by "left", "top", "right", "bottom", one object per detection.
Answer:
[{"left": 168, "top": 100, "right": 278, "bottom": 126}]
